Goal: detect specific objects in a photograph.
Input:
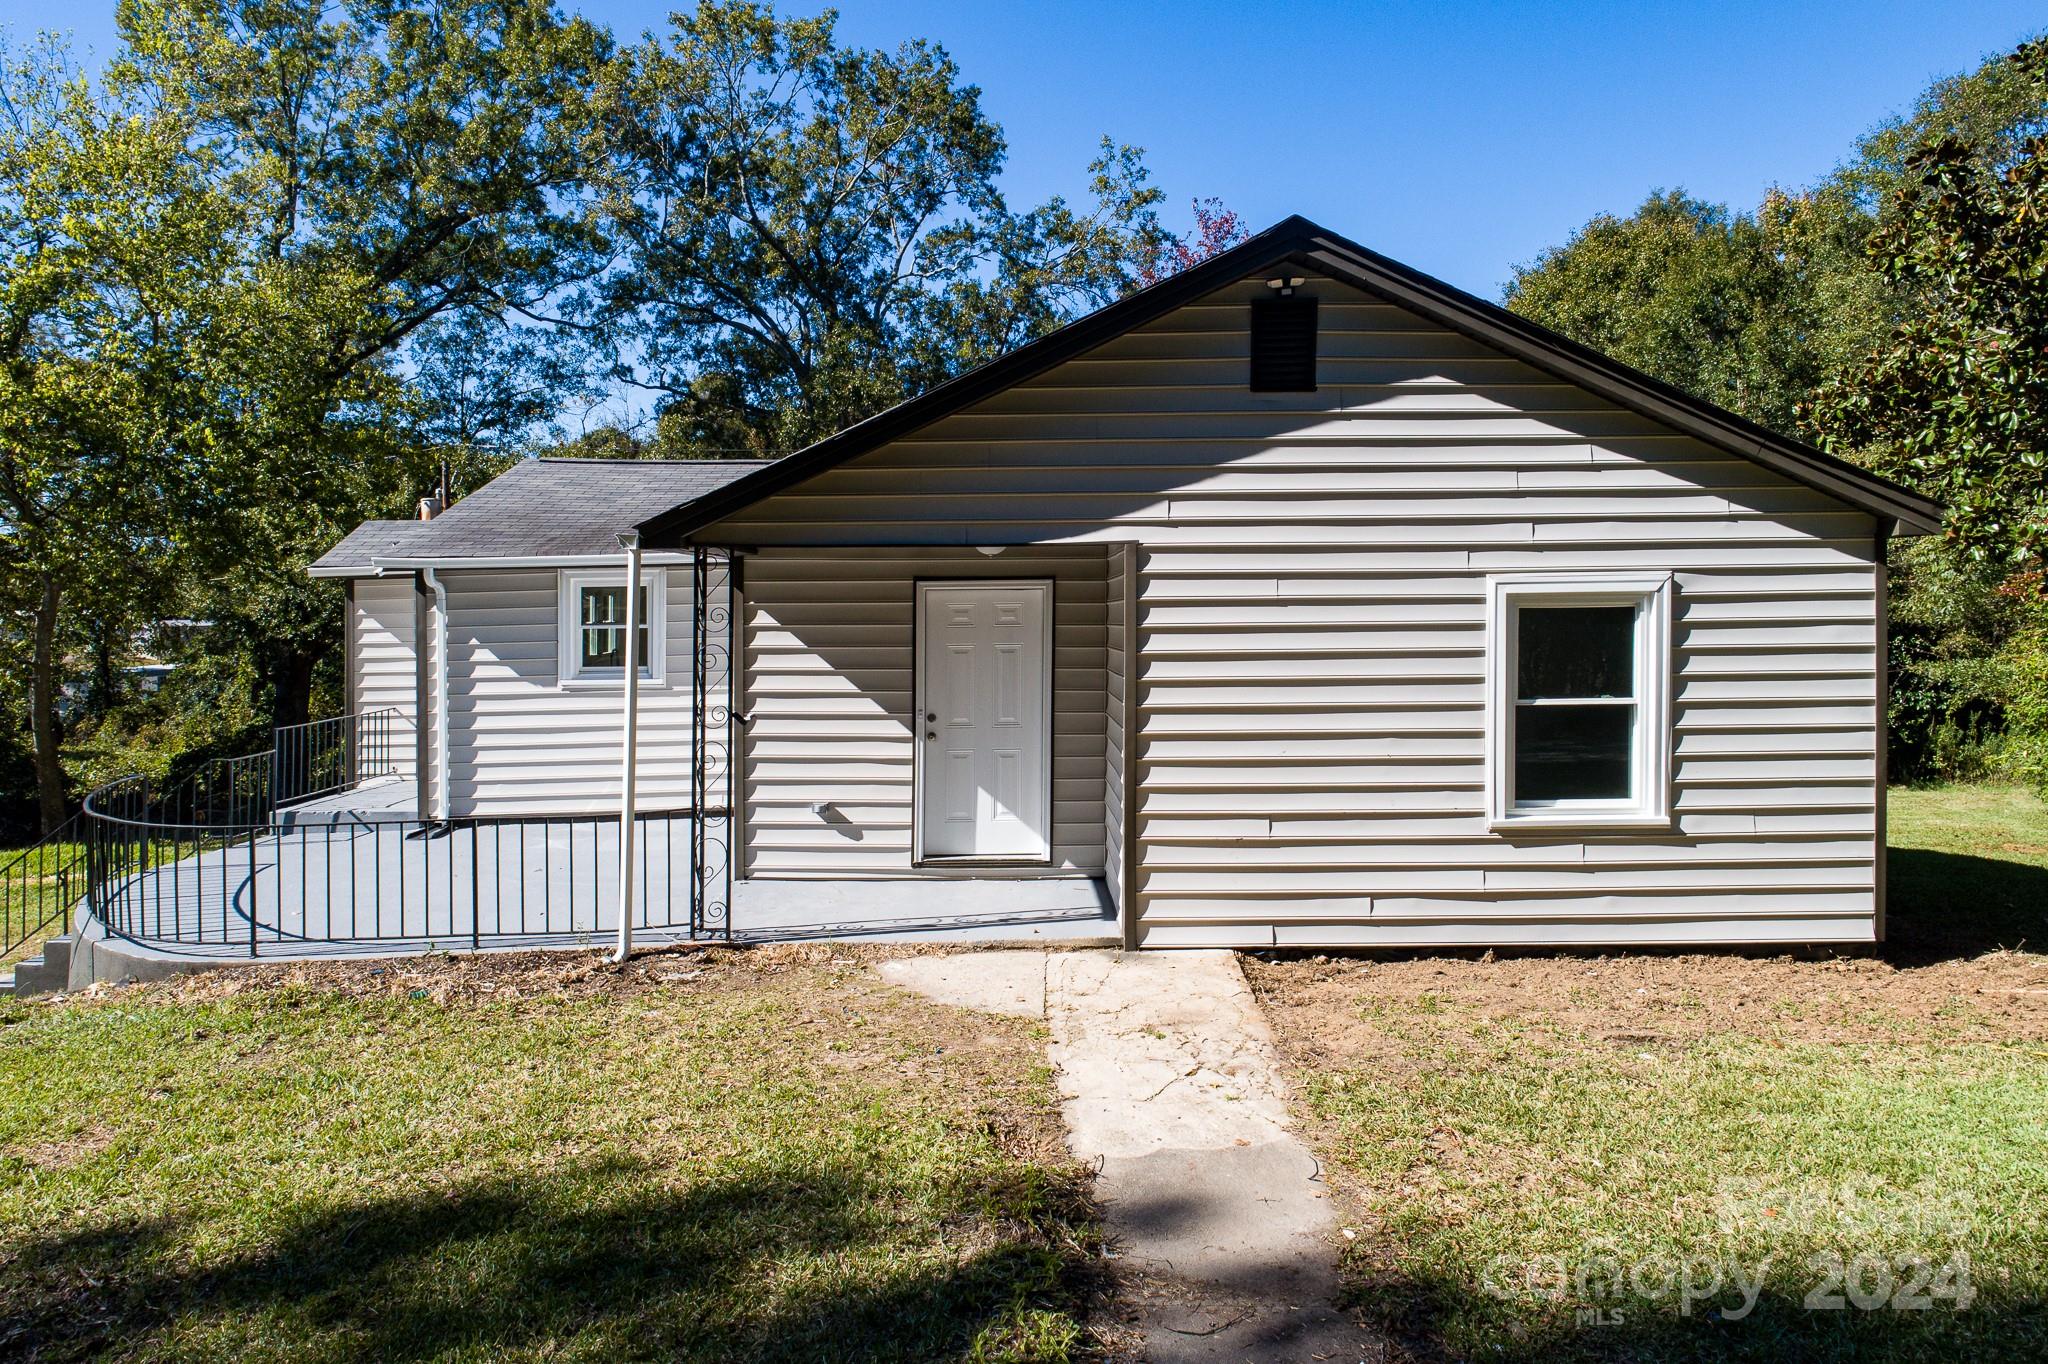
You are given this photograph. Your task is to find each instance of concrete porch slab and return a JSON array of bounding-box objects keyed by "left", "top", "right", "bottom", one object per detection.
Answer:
[
  {"left": 275, "top": 777, "right": 418, "bottom": 827},
  {"left": 730, "top": 876, "right": 1115, "bottom": 944},
  {"left": 66, "top": 821, "right": 1116, "bottom": 986}
]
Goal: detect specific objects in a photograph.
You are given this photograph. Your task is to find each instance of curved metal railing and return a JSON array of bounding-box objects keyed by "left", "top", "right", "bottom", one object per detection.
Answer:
[{"left": 80, "top": 770, "right": 700, "bottom": 956}]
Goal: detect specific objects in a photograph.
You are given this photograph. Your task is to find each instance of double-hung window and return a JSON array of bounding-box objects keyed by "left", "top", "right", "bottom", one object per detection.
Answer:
[
  {"left": 558, "top": 569, "right": 665, "bottom": 686},
  {"left": 1487, "top": 574, "right": 1672, "bottom": 828}
]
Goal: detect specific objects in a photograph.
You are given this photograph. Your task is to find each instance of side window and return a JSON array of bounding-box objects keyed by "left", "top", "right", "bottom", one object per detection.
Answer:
[
  {"left": 577, "top": 584, "right": 649, "bottom": 671},
  {"left": 1488, "top": 576, "right": 1671, "bottom": 828},
  {"left": 559, "top": 570, "right": 665, "bottom": 685}
]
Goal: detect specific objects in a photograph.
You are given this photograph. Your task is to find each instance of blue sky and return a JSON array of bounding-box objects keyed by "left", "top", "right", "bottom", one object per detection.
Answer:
[{"left": 11, "top": 1, "right": 2045, "bottom": 297}]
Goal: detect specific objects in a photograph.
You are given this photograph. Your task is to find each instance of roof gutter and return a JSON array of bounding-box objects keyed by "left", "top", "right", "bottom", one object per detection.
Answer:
[
  {"left": 309, "top": 563, "right": 395, "bottom": 579},
  {"left": 314, "top": 552, "right": 699, "bottom": 579},
  {"left": 365, "top": 552, "right": 695, "bottom": 573}
]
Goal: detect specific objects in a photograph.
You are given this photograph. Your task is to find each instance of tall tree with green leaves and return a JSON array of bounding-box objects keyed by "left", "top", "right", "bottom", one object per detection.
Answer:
[
  {"left": 1839, "top": 34, "right": 2048, "bottom": 207},
  {"left": 590, "top": 0, "right": 1169, "bottom": 459},
  {"left": 1505, "top": 34, "right": 2048, "bottom": 448},
  {"left": 1809, "top": 126, "right": 2048, "bottom": 570},
  {"left": 0, "top": 37, "right": 246, "bottom": 831},
  {"left": 1503, "top": 190, "right": 1839, "bottom": 436},
  {"left": 114, "top": 0, "right": 611, "bottom": 730}
]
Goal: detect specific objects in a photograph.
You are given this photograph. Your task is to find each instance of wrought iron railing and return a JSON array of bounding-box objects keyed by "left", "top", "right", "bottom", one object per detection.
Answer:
[
  {"left": 172, "top": 709, "right": 403, "bottom": 829},
  {"left": 1, "top": 814, "right": 86, "bottom": 963},
  {"left": 69, "top": 556, "right": 737, "bottom": 958},
  {"left": 273, "top": 708, "right": 400, "bottom": 807},
  {"left": 690, "top": 546, "right": 735, "bottom": 939},
  {"left": 181, "top": 750, "right": 276, "bottom": 828},
  {"left": 82, "top": 773, "right": 706, "bottom": 955}
]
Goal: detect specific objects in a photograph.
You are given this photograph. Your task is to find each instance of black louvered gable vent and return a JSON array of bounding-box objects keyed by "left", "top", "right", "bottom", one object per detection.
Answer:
[{"left": 1249, "top": 295, "right": 1318, "bottom": 392}]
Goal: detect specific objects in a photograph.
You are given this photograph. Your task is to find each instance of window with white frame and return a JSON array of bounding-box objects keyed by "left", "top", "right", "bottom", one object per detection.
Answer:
[
  {"left": 1487, "top": 574, "right": 1672, "bottom": 828},
  {"left": 558, "top": 569, "right": 665, "bottom": 685}
]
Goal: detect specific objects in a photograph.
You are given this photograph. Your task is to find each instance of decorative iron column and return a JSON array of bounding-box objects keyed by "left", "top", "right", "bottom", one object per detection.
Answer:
[{"left": 690, "top": 547, "right": 735, "bottom": 940}]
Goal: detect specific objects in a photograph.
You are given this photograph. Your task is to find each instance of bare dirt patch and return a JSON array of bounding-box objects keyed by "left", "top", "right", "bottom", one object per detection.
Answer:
[
  {"left": 1244, "top": 948, "right": 2048, "bottom": 1080},
  {"left": 11, "top": 1120, "right": 115, "bottom": 1173}
]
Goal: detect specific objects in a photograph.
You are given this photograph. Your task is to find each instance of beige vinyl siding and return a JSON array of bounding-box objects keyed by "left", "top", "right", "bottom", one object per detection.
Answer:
[
  {"left": 347, "top": 576, "right": 418, "bottom": 782},
  {"left": 743, "top": 545, "right": 1108, "bottom": 877},
  {"left": 438, "top": 567, "right": 700, "bottom": 816},
  {"left": 705, "top": 270, "right": 1883, "bottom": 947}
]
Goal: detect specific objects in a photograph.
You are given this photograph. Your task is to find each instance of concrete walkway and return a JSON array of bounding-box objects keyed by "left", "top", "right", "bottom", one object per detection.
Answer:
[{"left": 881, "top": 950, "right": 1378, "bottom": 1362}]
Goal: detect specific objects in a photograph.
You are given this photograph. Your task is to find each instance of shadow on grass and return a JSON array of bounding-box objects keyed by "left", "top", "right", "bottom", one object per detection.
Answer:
[
  {"left": 1883, "top": 845, "right": 2048, "bottom": 964},
  {"left": 1, "top": 1156, "right": 1093, "bottom": 1363},
  {"left": 1352, "top": 1265, "right": 2047, "bottom": 1364}
]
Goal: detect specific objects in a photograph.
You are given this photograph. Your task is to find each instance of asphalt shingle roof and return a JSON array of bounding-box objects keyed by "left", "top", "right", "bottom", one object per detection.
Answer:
[
  {"left": 311, "top": 520, "right": 429, "bottom": 573},
  {"left": 312, "top": 458, "right": 772, "bottom": 574}
]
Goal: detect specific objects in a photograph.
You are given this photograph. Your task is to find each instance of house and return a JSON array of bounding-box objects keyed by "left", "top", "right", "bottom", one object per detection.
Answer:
[
  {"left": 311, "top": 457, "right": 769, "bottom": 818},
  {"left": 312, "top": 215, "right": 1940, "bottom": 951}
]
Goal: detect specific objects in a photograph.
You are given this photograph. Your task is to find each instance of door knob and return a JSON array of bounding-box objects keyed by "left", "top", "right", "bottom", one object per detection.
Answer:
[{"left": 925, "top": 730, "right": 936, "bottom": 740}]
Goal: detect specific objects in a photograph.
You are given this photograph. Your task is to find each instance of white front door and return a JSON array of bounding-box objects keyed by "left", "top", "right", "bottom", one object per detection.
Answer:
[{"left": 918, "top": 581, "right": 1052, "bottom": 860}]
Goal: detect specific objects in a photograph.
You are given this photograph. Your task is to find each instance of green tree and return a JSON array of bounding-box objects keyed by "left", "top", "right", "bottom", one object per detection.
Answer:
[
  {"left": 1503, "top": 190, "right": 1833, "bottom": 436},
  {"left": 1808, "top": 127, "right": 2048, "bottom": 570},
  {"left": 544, "top": 424, "right": 652, "bottom": 460},
  {"left": 0, "top": 37, "right": 245, "bottom": 831},
  {"left": 114, "top": 0, "right": 612, "bottom": 730},
  {"left": 591, "top": 0, "right": 1168, "bottom": 459},
  {"left": 1840, "top": 34, "right": 2048, "bottom": 206}
]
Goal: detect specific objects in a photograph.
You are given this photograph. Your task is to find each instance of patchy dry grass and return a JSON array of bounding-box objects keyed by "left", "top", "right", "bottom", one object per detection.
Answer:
[
  {"left": 0, "top": 945, "right": 1104, "bottom": 1363},
  {"left": 1251, "top": 786, "right": 2048, "bottom": 1363}
]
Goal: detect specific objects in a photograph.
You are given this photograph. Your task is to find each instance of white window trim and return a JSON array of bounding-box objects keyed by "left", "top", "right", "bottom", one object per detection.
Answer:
[
  {"left": 558, "top": 568, "right": 668, "bottom": 688},
  {"left": 1486, "top": 572, "right": 1673, "bottom": 831}
]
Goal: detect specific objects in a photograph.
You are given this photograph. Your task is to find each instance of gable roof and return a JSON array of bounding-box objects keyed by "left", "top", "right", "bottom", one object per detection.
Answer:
[
  {"left": 637, "top": 214, "right": 1942, "bottom": 544},
  {"left": 312, "top": 457, "right": 773, "bottom": 576}
]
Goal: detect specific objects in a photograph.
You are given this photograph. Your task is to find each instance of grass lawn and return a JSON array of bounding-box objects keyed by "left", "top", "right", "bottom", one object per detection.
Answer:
[
  {"left": 1886, "top": 784, "right": 2048, "bottom": 960},
  {"left": 1249, "top": 784, "right": 2048, "bottom": 1363},
  {"left": 0, "top": 947, "right": 1102, "bottom": 1363}
]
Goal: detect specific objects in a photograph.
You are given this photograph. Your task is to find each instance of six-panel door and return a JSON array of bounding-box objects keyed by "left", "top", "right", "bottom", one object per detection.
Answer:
[{"left": 917, "top": 581, "right": 1053, "bottom": 859}]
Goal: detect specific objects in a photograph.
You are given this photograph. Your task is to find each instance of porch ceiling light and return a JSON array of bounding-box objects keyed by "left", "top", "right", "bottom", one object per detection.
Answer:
[{"left": 975, "top": 545, "right": 1005, "bottom": 556}]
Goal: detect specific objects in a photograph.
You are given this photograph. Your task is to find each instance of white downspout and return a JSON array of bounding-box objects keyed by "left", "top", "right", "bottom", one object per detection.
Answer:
[
  {"left": 612, "top": 533, "right": 643, "bottom": 962},
  {"left": 422, "top": 567, "right": 451, "bottom": 823}
]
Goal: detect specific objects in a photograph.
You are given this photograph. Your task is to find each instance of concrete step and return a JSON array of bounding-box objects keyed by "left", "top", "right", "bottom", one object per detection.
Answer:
[
  {"left": 9, "top": 956, "right": 50, "bottom": 996},
  {"left": 8, "top": 935, "right": 73, "bottom": 996}
]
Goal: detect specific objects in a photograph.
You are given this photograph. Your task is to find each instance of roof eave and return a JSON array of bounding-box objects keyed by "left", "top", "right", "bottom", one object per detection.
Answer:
[
  {"left": 635, "top": 218, "right": 1328, "bottom": 545},
  {"left": 367, "top": 550, "right": 697, "bottom": 572},
  {"left": 636, "top": 214, "right": 1944, "bottom": 544},
  {"left": 1290, "top": 228, "right": 1944, "bottom": 537}
]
